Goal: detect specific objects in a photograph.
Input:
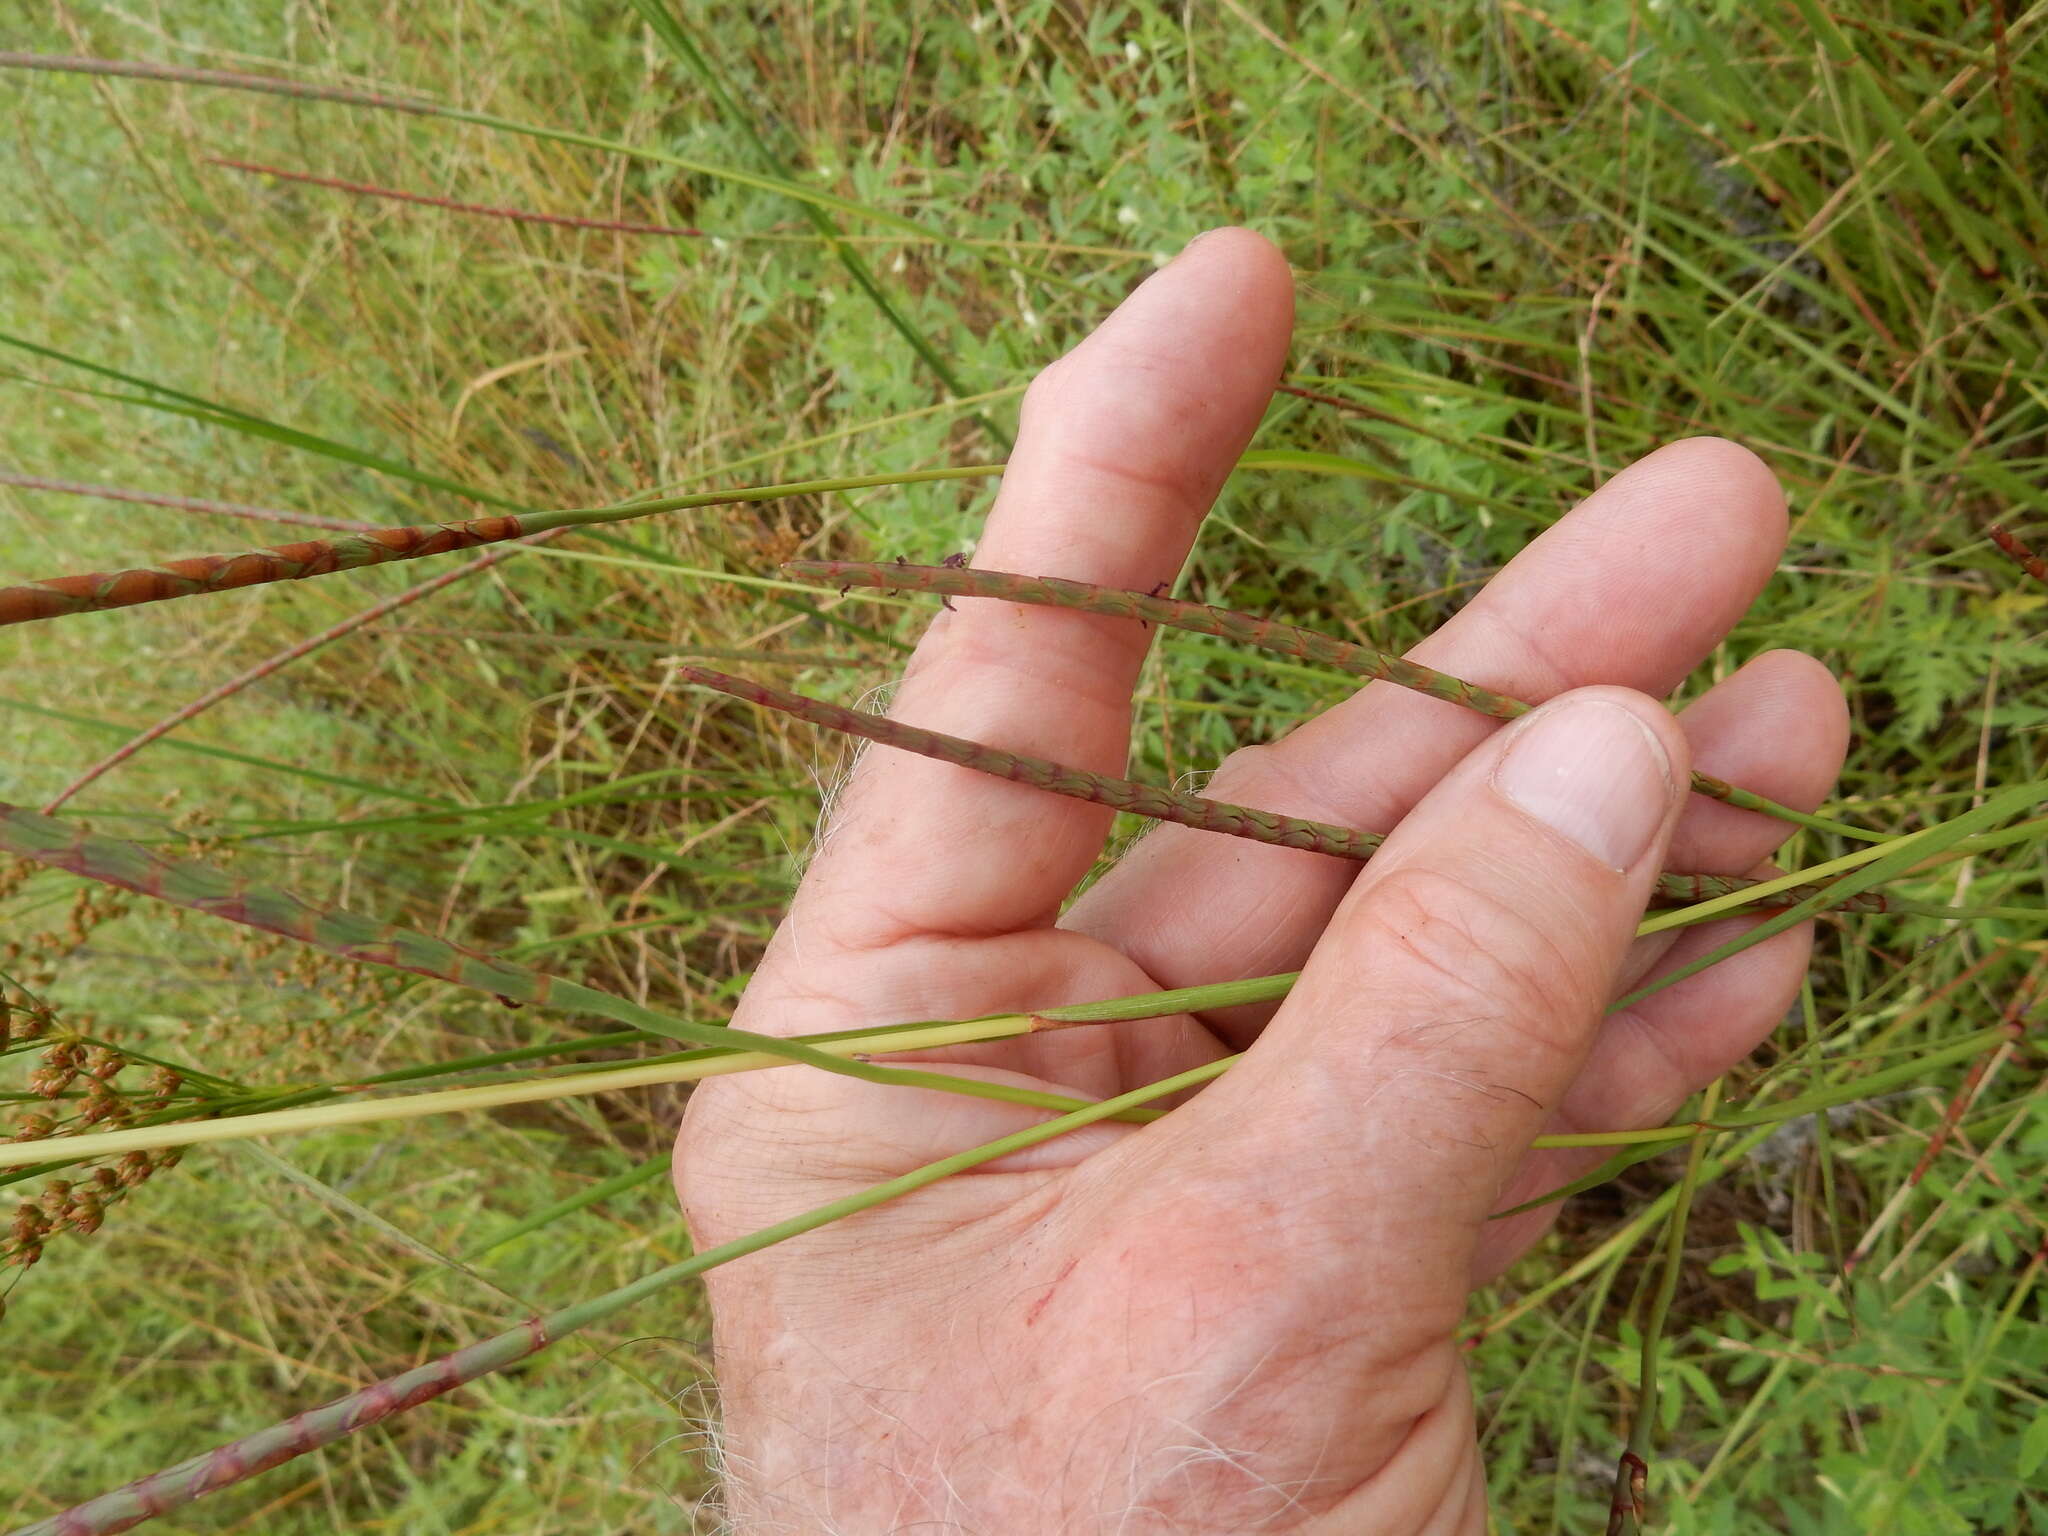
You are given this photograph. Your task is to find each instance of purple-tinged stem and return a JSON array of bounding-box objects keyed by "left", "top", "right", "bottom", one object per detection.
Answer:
[
  {"left": 41, "top": 532, "right": 569, "bottom": 819},
  {"left": 40, "top": 530, "right": 568, "bottom": 811},
  {"left": 784, "top": 561, "right": 1886, "bottom": 842},
  {"left": 212, "top": 156, "right": 709, "bottom": 237},
  {"left": 683, "top": 667, "right": 1885, "bottom": 912},
  {"left": 0, "top": 471, "right": 379, "bottom": 534}
]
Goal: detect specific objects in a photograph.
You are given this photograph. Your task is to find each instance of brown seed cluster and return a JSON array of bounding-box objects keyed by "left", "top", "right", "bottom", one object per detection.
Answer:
[
  {"left": 8, "top": 1030, "right": 171, "bottom": 1135},
  {"left": 2, "top": 981, "right": 193, "bottom": 1294},
  {"left": 2, "top": 1151, "right": 180, "bottom": 1281},
  {"left": 0, "top": 865, "right": 131, "bottom": 992}
]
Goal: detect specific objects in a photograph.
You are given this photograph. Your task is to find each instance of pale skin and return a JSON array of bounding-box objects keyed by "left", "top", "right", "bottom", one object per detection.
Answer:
[{"left": 675, "top": 228, "right": 1849, "bottom": 1533}]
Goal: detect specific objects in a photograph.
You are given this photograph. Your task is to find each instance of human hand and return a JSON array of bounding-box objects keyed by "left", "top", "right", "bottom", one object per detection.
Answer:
[{"left": 675, "top": 228, "right": 1847, "bottom": 1533}]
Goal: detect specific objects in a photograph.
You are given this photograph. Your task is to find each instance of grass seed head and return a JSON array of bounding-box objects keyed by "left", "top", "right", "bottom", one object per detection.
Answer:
[
  {"left": 28, "top": 1042, "right": 80, "bottom": 1098},
  {"left": 0, "top": 996, "right": 51, "bottom": 1044},
  {"left": 9, "top": 1201, "right": 50, "bottom": 1267},
  {"left": 79, "top": 1081, "right": 128, "bottom": 1126},
  {"left": 66, "top": 1189, "right": 104, "bottom": 1236}
]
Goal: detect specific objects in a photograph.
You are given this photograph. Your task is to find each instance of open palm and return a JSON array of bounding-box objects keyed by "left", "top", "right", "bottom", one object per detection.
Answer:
[{"left": 676, "top": 228, "right": 1846, "bottom": 1532}]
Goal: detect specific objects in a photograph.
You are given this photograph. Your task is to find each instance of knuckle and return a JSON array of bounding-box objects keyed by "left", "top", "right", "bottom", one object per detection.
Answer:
[
  {"left": 1210, "top": 740, "right": 1334, "bottom": 820},
  {"left": 1210, "top": 739, "right": 1280, "bottom": 794},
  {"left": 1360, "top": 865, "right": 1589, "bottom": 1064},
  {"left": 1017, "top": 355, "right": 1072, "bottom": 426}
]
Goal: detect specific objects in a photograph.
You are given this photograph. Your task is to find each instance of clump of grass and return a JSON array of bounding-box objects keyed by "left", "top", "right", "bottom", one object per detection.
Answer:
[{"left": 2, "top": 3, "right": 2045, "bottom": 1533}]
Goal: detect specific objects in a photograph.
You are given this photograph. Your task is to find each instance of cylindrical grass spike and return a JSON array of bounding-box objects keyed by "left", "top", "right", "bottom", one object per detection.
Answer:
[
  {"left": 680, "top": 667, "right": 1380, "bottom": 857},
  {"left": 0, "top": 518, "right": 529, "bottom": 626},
  {"left": 0, "top": 470, "right": 997, "bottom": 629},
  {"left": 1655, "top": 870, "right": 1884, "bottom": 913},
  {"left": 18, "top": 1319, "right": 551, "bottom": 1536},
  {"left": 683, "top": 666, "right": 1884, "bottom": 913},
  {"left": 0, "top": 804, "right": 1077, "bottom": 1092},
  {"left": 784, "top": 561, "right": 1880, "bottom": 839},
  {"left": 788, "top": 560, "right": 1533, "bottom": 719}
]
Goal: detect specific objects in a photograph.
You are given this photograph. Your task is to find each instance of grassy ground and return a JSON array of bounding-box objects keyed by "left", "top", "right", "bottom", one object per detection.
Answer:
[{"left": 3, "top": 2, "right": 2045, "bottom": 1531}]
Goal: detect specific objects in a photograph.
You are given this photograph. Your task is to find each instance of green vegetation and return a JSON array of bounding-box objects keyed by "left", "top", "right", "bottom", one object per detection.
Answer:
[{"left": 3, "top": 2, "right": 2045, "bottom": 1531}]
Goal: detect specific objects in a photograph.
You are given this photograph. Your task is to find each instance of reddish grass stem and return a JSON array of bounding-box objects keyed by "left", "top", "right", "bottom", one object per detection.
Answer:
[
  {"left": 783, "top": 560, "right": 1879, "bottom": 840},
  {"left": 1987, "top": 524, "right": 2048, "bottom": 586},
  {"left": 0, "top": 471, "right": 379, "bottom": 534},
  {"left": 210, "top": 157, "right": 709, "bottom": 238},
  {"left": 683, "top": 667, "right": 1884, "bottom": 912}
]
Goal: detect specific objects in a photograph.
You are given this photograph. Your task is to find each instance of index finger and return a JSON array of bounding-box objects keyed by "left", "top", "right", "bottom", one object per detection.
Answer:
[{"left": 791, "top": 229, "right": 1295, "bottom": 951}]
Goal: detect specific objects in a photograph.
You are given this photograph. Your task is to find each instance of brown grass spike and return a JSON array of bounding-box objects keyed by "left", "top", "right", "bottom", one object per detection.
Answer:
[
  {"left": 784, "top": 560, "right": 1876, "bottom": 837},
  {"left": 683, "top": 667, "right": 1884, "bottom": 912},
  {"left": 680, "top": 666, "right": 1382, "bottom": 858}
]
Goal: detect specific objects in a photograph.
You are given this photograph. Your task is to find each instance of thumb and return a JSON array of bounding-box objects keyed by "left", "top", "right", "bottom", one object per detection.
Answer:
[{"left": 1181, "top": 686, "right": 1689, "bottom": 1303}]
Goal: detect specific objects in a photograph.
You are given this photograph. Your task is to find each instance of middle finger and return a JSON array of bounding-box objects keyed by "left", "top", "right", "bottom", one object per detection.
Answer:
[{"left": 1067, "top": 437, "right": 1790, "bottom": 1047}]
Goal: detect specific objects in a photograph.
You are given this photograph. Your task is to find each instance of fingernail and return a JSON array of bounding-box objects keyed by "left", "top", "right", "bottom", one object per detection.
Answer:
[{"left": 1492, "top": 698, "right": 1673, "bottom": 870}]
